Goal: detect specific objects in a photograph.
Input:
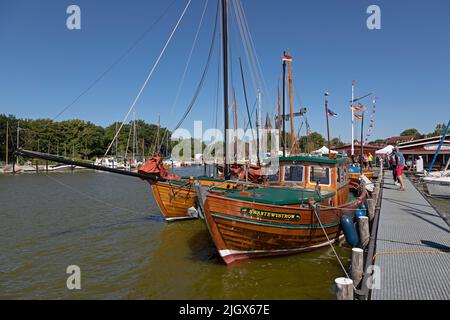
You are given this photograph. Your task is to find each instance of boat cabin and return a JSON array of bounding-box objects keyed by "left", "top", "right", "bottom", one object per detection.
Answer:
[{"left": 268, "top": 154, "right": 352, "bottom": 205}]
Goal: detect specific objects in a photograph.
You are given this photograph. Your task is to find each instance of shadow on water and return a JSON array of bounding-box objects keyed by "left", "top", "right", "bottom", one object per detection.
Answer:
[{"left": 186, "top": 226, "right": 222, "bottom": 265}]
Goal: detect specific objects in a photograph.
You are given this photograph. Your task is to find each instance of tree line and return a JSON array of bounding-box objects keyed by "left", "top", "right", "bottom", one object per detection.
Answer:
[
  {"left": 0, "top": 114, "right": 172, "bottom": 163},
  {"left": 367, "top": 123, "right": 448, "bottom": 146}
]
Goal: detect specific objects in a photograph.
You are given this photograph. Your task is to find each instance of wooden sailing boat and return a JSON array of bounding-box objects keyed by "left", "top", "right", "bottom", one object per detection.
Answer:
[
  {"left": 202, "top": 39, "right": 367, "bottom": 264},
  {"left": 141, "top": 0, "right": 255, "bottom": 222},
  {"left": 204, "top": 155, "right": 366, "bottom": 264}
]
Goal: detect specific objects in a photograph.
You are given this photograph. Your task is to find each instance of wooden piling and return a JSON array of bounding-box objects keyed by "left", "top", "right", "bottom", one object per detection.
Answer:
[
  {"left": 335, "top": 277, "right": 354, "bottom": 300},
  {"left": 367, "top": 198, "right": 375, "bottom": 221},
  {"left": 358, "top": 216, "right": 370, "bottom": 248},
  {"left": 372, "top": 183, "right": 380, "bottom": 200},
  {"left": 351, "top": 248, "right": 364, "bottom": 288}
]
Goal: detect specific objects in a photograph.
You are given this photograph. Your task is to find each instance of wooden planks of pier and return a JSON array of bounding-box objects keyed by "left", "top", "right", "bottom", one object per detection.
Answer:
[{"left": 371, "top": 171, "right": 450, "bottom": 300}]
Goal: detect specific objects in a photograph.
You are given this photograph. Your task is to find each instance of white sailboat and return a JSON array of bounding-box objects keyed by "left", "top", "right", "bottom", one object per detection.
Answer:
[{"left": 423, "top": 156, "right": 450, "bottom": 197}]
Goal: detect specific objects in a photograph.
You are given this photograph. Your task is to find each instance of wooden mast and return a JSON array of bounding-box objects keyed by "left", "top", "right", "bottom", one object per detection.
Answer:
[
  {"left": 156, "top": 115, "right": 160, "bottom": 155},
  {"left": 287, "top": 51, "right": 295, "bottom": 152},
  {"left": 232, "top": 88, "right": 238, "bottom": 163},
  {"left": 282, "top": 52, "right": 287, "bottom": 157},
  {"left": 222, "top": 0, "right": 230, "bottom": 178},
  {"left": 325, "top": 92, "right": 331, "bottom": 153},
  {"left": 277, "top": 79, "right": 281, "bottom": 149},
  {"left": 256, "top": 90, "right": 261, "bottom": 165}
]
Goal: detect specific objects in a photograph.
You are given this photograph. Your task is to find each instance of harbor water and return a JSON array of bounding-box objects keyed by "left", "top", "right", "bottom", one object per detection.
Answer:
[{"left": 1, "top": 167, "right": 352, "bottom": 299}]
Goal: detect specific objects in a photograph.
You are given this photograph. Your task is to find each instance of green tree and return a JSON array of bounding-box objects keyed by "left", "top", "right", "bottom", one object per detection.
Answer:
[
  {"left": 400, "top": 128, "right": 421, "bottom": 139},
  {"left": 368, "top": 139, "right": 386, "bottom": 146},
  {"left": 427, "top": 123, "right": 448, "bottom": 137}
]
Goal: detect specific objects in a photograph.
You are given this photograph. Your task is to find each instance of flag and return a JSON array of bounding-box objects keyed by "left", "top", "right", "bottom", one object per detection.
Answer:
[
  {"left": 354, "top": 114, "right": 363, "bottom": 120},
  {"left": 327, "top": 108, "right": 338, "bottom": 117},
  {"left": 282, "top": 54, "right": 292, "bottom": 62},
  {"left": 351, "top": 104, "right": 365, "bottom": 112}
]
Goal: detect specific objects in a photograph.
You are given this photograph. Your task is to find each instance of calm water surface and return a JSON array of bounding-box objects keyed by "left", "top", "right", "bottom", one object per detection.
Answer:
[{"left": 1, "top": 167, "right": 352, "bottom": 299}]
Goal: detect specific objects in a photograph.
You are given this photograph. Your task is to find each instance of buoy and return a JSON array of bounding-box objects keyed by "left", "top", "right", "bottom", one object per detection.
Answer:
[{"left": 341, "top": 215, "right": 359, "bottom": 247}]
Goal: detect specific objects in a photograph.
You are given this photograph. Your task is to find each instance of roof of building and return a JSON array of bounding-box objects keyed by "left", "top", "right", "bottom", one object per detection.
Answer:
[{"left": 385, "top": 135, "right": 416, "bottom": 145}]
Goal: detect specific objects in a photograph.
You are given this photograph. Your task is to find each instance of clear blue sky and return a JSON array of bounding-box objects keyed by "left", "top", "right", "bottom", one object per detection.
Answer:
[{"left": 1, "top": 0, "right": 449, "bottom": 143}]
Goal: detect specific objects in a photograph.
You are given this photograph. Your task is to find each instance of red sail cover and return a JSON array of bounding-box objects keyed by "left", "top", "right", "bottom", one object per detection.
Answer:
[{"left": 138, "top": 156, "right": 167, "bottom": 177}]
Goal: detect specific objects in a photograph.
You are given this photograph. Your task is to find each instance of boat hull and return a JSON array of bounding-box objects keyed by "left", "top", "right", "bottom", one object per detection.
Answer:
[
  {"left": 150, "top": 179, "right": 236, "bottom": 221},
  {"left": 204, "top": 191, "right": 365, "bottom": 264},
  {"left": 424, "top": 179, "right": 450, "bottom": 198}
]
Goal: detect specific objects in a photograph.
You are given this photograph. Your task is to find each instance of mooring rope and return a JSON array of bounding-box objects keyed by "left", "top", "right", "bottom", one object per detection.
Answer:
[
  {"left": 43, "top": 173, "right": 151, "bottom": 217},
  {"left": 311, "top": 203, "right": 357, "bottom": 290}
]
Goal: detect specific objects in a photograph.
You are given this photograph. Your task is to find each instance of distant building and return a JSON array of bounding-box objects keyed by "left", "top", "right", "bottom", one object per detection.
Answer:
[
  {"left": 331, "top": 144, "right": 383, "bottom": 157},
  {"left": 385, "top": 135, "right": 415, "bottom": 145},
  {"left": 398, "top": 134, "right": 450, "bottom": 169}
]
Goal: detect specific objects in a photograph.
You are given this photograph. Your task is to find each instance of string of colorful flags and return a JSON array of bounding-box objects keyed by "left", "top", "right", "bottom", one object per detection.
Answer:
[
  {"left": 365, "top": 97, "right": 377, "bottom": 143},
  {"left": 351, "top": 97, "right": 377, "bottom": 143}
]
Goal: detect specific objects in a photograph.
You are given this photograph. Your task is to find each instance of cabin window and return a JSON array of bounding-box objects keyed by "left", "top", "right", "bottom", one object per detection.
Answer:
[
  {"left": 284, "top": 165, "right": 305, "bottom": 182},
  {"left": 267, "top": 171, "right": 280, "bottom": 182},
  {"left": 309, "top": 166, "right": 330, "bottom": 185}
]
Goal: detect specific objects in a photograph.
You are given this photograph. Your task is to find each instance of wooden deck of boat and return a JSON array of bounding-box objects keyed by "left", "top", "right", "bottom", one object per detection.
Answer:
[{"left": 371, "top": 171, "right": 450, "bottom": 300}]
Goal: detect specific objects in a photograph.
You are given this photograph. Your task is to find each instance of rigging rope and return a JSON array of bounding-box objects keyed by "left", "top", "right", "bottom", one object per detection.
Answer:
[
  {"left": 157, "top": 0, "right": 211, "bottom": 154},
  {"left": 158, "top": 0, "right": 220, "bottom": 153},
  {"left": 52, "top": 0, "right": 178, "bottom": 122},
  {"left": 104, "top": 0, "right": 193, "bottom": 158}
]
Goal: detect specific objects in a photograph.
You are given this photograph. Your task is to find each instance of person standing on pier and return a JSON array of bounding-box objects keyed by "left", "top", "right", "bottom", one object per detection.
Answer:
[
  {"left": 389, "top": 152, "right": 398, "bottom": 185},
  {"left": 394, "top": 146, "right": 406, "bottom": 191},
  {"left": 368, "top": 152, "right": 374, "bottom": 168}
]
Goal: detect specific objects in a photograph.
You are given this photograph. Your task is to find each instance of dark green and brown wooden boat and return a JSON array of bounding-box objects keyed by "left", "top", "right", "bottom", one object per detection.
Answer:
[{"left": 203, "top": 155, "right": 367, "bottom": 264}]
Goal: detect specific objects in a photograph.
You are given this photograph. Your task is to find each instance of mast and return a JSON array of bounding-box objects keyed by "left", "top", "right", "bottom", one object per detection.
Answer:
[
  {"left": 156, "top": 115, "right": 160, "bottom": 155},
  {"left": 5, "top": 121, "right": 8, "bottom": 165},
  {"left": 115, "top": 122, "right": 118, "bottom": 158},
  {"left": 282, "top": 52, "right": 287, "bottom": 157},
  {"left": 277, "top": 79, "right": 281, "bottom": 148},
  {"left": 288, "top": 51, "right": 295, "bottom": 150},
  {"left": 351, "top": 80, "right": 355, "bottom": 156},
  {"left": 232, "top": 88, "right": 238, "bottom": 163},
  {"left": 256, "top": 90, "right": 261, "bottom": 165},
  {"left": 325, "top": 92, "right": 331, "bottom": 153},
  {"left": 132, "top": 112, "right": 136, "bottom": 162},
  {"left": 222, "top": 0, "right": 230, "bottom": 178},
  {"left": 16, "top": 121, "right": 19, "bottom": 165}
]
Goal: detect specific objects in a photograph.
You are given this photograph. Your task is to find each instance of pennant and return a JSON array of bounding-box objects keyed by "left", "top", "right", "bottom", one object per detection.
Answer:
[
  {"left": 327, "top": 108, "right": 338, "bottom": 117},
  {"left": 354, "top": 114, "right": 363, "bottom": 120},
  {"left": 351, "top": 104, "right": 365, "bottom": 111}
]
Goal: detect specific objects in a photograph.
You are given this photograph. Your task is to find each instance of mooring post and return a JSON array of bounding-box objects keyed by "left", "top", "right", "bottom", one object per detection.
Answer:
[
  {"left": 46, "top": 160, "right": 48, "bottom": 173},
  {"left": 351, "top": 248, "right": 364, "bottom": 288},
  {"left": 335, "top": 277, "right": 354, "bottom": 300},
  {"left": 358, "top": 216, "right": 370, "bottom": 248},
  {"left": 372, "top": 183, "right": 380, "bottom": 201},
  {"left": 367, "top": 198, "right": 375, "bottom": 221},
  {"left": 36, "top": 161, "right": 38, "bottom": 173}
]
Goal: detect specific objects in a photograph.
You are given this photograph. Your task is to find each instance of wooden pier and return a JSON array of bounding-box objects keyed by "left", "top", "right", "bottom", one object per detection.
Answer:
[{"left": 371, "top": 171, "right": 450, "bottom": 300}]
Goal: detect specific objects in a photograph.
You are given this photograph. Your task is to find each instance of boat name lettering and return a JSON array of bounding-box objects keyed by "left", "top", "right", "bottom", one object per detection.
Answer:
[{"left": 240, "top": 208, "right": 300, "bottom": 221}]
